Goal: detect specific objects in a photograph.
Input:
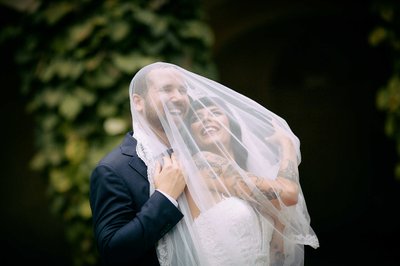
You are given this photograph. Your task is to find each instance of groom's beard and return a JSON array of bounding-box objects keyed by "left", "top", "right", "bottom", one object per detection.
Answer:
[{"left": 144, "top": 99, "right": 163, "bottom": 131}]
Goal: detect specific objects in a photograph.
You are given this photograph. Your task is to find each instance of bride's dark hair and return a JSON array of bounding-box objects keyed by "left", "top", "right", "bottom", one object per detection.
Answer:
[{"left": 188, "top": 96, "right": 248, "bottom": 170}]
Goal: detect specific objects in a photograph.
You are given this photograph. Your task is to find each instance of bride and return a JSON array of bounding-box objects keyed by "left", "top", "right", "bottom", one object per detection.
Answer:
[
  {"left": 185, "top": 96, "right": 301, "bottom": 265},
  {"left": 129, "top": 62, "right": 319, "bottom": 265}
]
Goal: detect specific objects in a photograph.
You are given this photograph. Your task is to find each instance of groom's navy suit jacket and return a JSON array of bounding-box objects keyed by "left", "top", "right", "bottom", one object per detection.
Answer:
[{"left": 90, "top": 132, "right": 184, "bottom": 266}]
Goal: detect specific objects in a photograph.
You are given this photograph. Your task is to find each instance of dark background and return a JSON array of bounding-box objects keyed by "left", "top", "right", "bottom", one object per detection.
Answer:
[{"left": 1, "top": 0, "right": 399, "bottom": 265}]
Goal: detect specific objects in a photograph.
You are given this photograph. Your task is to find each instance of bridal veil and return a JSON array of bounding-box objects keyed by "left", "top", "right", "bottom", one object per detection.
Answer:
[{"left": 129, "top": 62, "right": 319, "bottom": 266}]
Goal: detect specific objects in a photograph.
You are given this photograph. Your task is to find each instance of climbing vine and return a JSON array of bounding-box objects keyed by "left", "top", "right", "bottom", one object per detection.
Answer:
[{"left": 0, "top": 0, "right": 217, "bottom": 265}]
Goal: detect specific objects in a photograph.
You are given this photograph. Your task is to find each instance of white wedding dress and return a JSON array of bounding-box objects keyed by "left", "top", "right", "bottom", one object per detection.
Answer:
[{"left": 193, "top": 197, "right": 274, "bottom": 266}]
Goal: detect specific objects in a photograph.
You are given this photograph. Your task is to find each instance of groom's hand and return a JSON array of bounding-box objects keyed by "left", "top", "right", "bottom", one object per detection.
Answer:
[{"left": 154, "top": 153, "right": 186, "bottom": 200}]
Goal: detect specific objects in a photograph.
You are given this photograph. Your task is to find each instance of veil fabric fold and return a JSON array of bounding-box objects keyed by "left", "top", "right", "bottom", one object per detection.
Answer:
[{"left": 129, "top": 62, "right": 319, "bottom": 266}]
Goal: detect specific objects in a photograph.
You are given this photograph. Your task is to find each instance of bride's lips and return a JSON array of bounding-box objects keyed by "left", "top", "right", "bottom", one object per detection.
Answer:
[{"left": 201, "top": 125, "right": 219, "bottom": 136}]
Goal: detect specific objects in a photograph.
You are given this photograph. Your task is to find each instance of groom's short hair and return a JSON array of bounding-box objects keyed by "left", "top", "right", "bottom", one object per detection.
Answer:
[{"left": 133, "top": 64, "right": 180, "bottom": 96}]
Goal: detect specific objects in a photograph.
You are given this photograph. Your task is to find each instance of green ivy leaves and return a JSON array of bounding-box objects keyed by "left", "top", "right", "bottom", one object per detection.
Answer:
[
  {"left": 4, "top": 0, "right": 217, "bottom": 265},
  {"left": 370, "top": 2, "right": 400, "bottom": 180}
]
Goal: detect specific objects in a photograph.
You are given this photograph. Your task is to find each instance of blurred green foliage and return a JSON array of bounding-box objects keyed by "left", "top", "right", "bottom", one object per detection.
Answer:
[
  {"left": 369, "top": 1, "right": 400, "bottom": 180},
  {"left": 0, "top": 0, "right": 217, "bottom": 265}
]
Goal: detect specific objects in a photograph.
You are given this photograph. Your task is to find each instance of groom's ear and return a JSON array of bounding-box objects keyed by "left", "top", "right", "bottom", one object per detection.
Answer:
[{"left": 132, "top": 94, "right": 144, "bottom": 112}]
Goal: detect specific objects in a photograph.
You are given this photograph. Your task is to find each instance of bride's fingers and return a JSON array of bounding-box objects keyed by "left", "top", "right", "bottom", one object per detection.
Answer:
[{"left": 265, "top": 120, "right": 288, "bottom": 142}]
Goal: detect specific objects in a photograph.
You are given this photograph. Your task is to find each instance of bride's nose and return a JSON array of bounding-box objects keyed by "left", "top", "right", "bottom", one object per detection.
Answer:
[{"left": 201, "top": 111, "right": 214, "bottom": 123}]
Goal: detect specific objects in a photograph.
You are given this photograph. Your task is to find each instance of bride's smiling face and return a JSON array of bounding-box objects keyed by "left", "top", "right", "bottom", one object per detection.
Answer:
[{"left": 190, "top": 105, "right": 232, "bottom": 152}]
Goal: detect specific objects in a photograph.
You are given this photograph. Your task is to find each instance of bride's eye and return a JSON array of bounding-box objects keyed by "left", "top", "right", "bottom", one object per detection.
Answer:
[
  {"left": 211, "top": 109, "right": 223, "bottom": 116},
  {"left": 212, "top": 111, "right": 222, "bottom": 116}
]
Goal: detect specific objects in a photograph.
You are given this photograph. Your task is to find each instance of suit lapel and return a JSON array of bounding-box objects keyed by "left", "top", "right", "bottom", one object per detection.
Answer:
[
  {"left": 129, "top": 158, "right": 147, "bottom": 179},
  {"left": 120, "top": 132, "right": 148, "bottom": 179}
]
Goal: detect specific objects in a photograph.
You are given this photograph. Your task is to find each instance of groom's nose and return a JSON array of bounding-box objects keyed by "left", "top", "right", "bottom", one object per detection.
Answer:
[
  {"left": 169, "top": 88, "right": 186, "bottom": 102},
  {"left": 168, "top": 89, "right": 189, "bottom": 113}
]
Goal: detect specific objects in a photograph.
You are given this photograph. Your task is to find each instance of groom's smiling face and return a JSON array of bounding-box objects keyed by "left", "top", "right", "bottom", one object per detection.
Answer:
[{"left": 142, "top": 67, "right": 190, "bottom": 128}]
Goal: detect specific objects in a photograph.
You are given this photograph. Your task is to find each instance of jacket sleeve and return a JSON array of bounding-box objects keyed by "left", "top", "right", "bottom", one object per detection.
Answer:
[{"left": 90, "top": 163, "right": 184, "bottom": 265}]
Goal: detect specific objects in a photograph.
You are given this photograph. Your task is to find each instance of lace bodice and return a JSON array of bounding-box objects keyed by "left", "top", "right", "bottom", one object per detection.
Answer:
[{"left": 193, "top": 197, "right": 274, "bottom": 266}]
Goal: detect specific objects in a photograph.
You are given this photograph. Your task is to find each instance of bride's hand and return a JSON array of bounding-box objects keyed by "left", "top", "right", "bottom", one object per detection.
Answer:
[
  {"left": 265, "top": 119, "right": 298, "bottom": 164},
  {"left": 265, "top": 119, "right": 292, "bottom": 147},
  {"left": 194, "top": 151, "right": 246, "bottom": 196},
  {"left": 193, "top": 151, "right": 228, "bottom": 193}
]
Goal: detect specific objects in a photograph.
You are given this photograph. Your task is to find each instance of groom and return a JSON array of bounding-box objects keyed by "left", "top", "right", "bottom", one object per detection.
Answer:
[{"left": 89, "top": 64, "right": 189, "bottom": 266}]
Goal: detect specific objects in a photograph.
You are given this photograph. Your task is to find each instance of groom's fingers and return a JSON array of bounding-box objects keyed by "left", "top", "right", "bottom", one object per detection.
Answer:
[
  {"left": 170, "top": 152, "right": 176, "bottom": 162},
  {"left": 170, "top": 153, "right": 181, "bottom": 168},
  {"left": 155, "top": 161, "right": 161, "bottom": 174},
  {"left": 163, "top": 154, "right": 172, "bottom": 167}
]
